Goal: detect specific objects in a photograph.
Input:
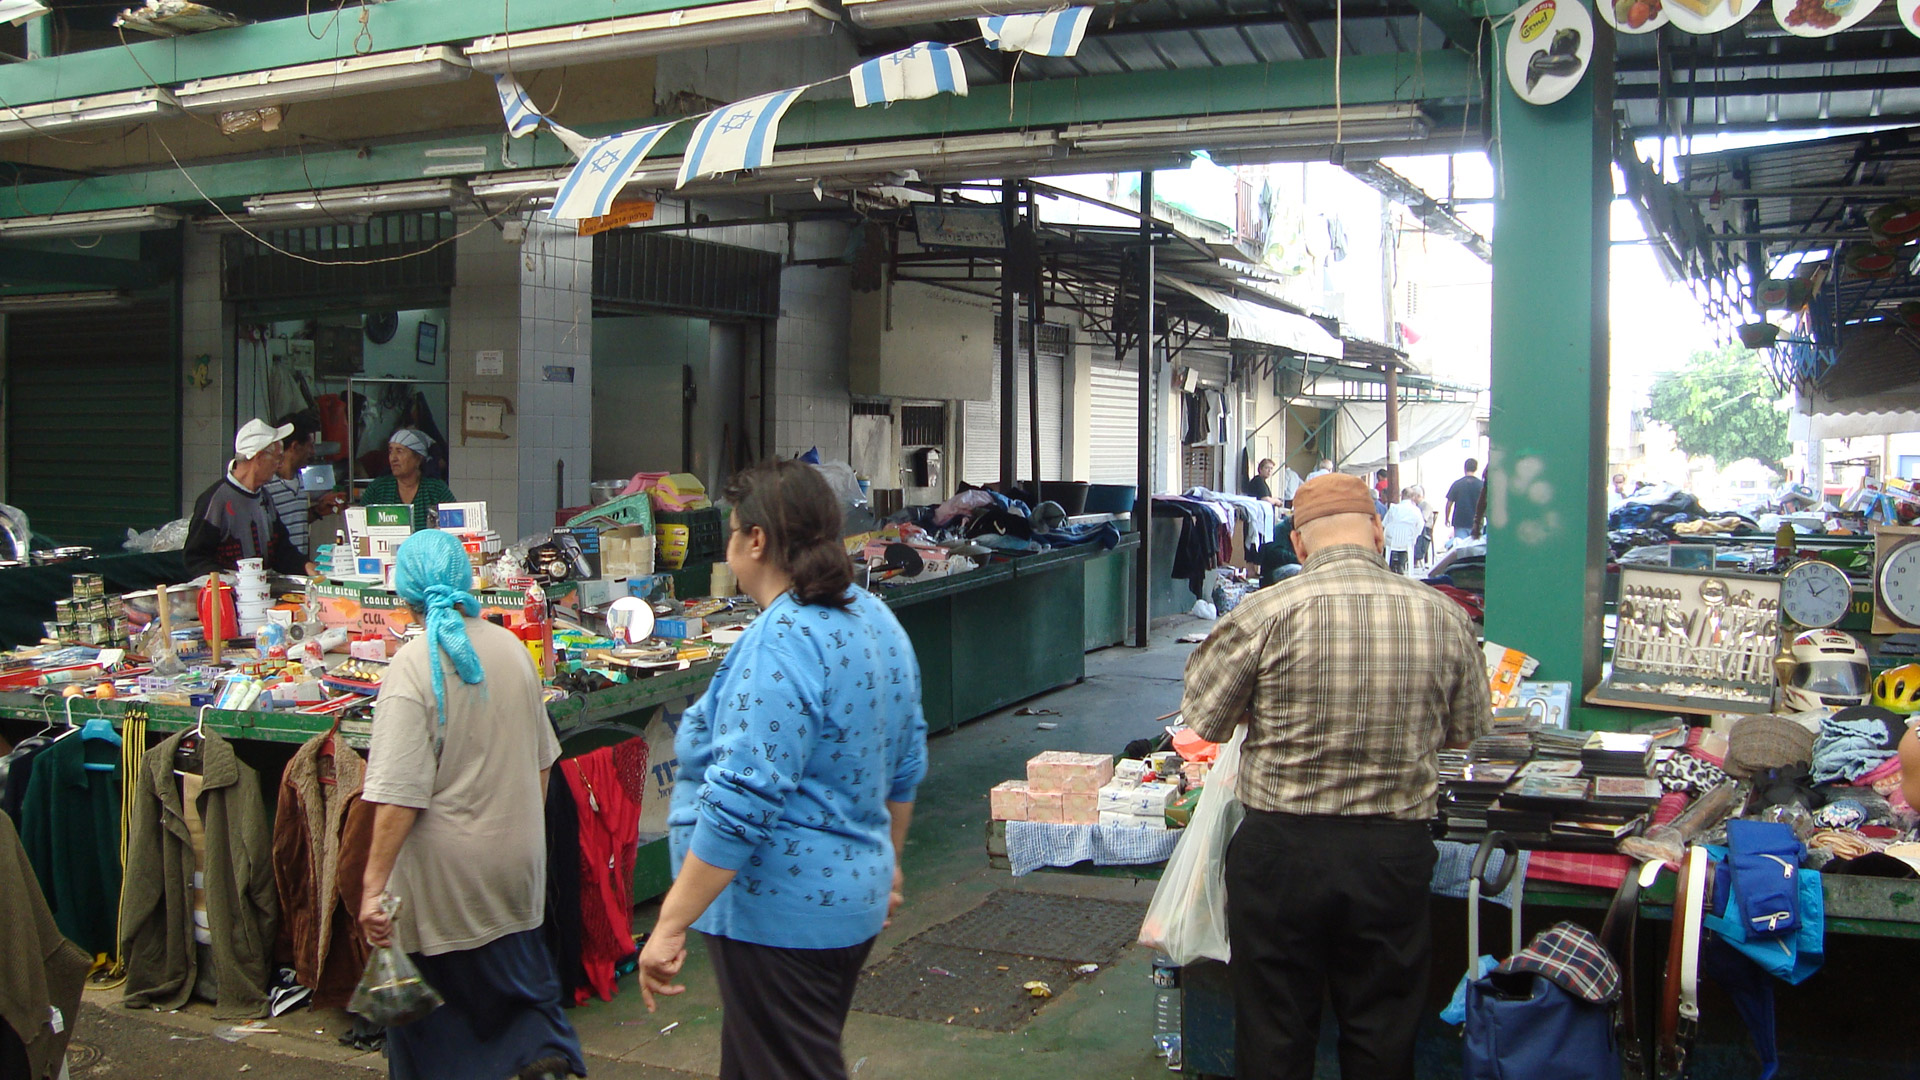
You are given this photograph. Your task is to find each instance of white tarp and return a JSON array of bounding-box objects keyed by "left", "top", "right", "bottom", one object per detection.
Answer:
[
  {"left": 1333, "top": 400, "right": 1477, "bottom": 470},
  {"left": 1165, "top": 277, "right": 1344, "bottom": 360}
]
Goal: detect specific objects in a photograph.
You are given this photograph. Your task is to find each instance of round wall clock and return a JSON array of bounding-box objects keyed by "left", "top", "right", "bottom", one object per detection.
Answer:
[
  {"left": 1781, "top": 559, "right": 1851, "bottom": 629},
  {"left": 1878, "top": 535, "right": 1920, "bottom": 628},
  {"left": 364, "top": 310, "right": 400, "bottom": 345}
]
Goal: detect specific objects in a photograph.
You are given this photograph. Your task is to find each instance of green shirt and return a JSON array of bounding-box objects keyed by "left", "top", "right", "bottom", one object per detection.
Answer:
[{"left": 358, "top": 475, "right": 456, "bottom": 532}]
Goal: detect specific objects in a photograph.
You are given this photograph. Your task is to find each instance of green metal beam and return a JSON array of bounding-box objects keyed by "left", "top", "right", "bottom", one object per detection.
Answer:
[
  {"left": 0, "top": 0, "right": 741, "bottom": 109},
  {"left": 1402, "top": 0, "right": 1483, "bottom": 50},
  {"left": 0, "top": 52, "right": 1474, "bottom": 218},
  {"left": 0, "top": 246, "right": 160, "bottom": 288},
  {"left": 1481, "top": 2, "right": 1621, "bottom": 728}
]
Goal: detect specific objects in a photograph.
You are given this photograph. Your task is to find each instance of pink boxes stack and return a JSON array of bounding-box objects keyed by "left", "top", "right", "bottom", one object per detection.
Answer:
[{"left": 989, "top": 751, "right": 1114, "bottom": 825}]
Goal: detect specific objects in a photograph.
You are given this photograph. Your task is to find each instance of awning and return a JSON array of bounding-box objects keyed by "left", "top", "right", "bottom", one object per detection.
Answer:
[
  {"left": 1164, "top": 276, "right": 1343, "bottom": 360},
  {"left": 1791, "top": 318, "right": 1920, "bottom": 439},
  {"left": 1334, "top": 400, "right": 1477, "bottom": 470}
]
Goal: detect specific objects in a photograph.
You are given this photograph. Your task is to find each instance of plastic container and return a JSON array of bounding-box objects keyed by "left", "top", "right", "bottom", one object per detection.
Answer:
[
  {"left": 1085, "top": 483, "right": 1138, "bottom": 514},
  {"left": 1151, "top": 957, "right": 1182, "bottom": 1067},
  {"left": 655, "top": 508, "right": 725, "bottom": 566},
  {"left": 1038, "top": 481, "right": 1091, "bottom": 515}
]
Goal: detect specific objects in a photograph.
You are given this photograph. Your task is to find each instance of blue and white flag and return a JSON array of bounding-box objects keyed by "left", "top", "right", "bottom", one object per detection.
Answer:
[
  {"left": 849, "top": 42, "right": 969, "bottom": 108},
  {"left": 493, "top": 74, "right": 545, "bottom": 139},
  {"left": 676, "top": 87, "right": 806, "bottom": 188},
  {"left": 548, "top": 123, "right": 676, "bottom": 221},
  {"left": 979, "top": 8, "right": 1095, "bottom": 56}
]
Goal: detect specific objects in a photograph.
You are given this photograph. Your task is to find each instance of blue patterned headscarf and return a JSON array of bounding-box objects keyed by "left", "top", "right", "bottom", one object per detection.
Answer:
[{"left": 393, "top": 529, "right": 484, "bottom": 727}]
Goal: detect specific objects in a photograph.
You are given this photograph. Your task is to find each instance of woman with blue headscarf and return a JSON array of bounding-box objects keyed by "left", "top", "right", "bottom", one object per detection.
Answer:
[{"left": 357, "top": 529, "right": 583, "bottom": 1080}]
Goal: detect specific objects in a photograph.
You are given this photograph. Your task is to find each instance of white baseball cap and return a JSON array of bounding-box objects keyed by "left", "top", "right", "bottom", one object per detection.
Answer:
[{"left": 234, "top": 418, "right": 294, "bottom": 459}]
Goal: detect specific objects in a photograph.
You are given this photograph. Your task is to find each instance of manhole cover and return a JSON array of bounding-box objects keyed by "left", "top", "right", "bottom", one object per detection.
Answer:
[
  {"left": 65, "top": 1041, "right": 102, "bottom": 1069},
  {"left": 917, "top": 889, "right": 1146, "bottom": 964}
]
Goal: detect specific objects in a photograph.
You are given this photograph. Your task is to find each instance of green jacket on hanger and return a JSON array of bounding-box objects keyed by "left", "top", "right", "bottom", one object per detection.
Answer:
[
  {"left": 18, "top": 731, "right": 122, "bottom": 957},
  {"left": 120, "top": 729, "right": 280, "bottom": 1020}
]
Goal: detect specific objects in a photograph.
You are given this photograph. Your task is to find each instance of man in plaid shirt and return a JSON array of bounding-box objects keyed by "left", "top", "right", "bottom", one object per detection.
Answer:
[{"left": 1181, "top": 472, "right": 1489, "bottom": 1080}]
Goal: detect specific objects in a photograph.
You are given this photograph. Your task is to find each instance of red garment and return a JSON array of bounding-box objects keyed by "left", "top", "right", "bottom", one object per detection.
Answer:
[{"left": 562, "top": 740, "right": 648, "bottom": 1003}]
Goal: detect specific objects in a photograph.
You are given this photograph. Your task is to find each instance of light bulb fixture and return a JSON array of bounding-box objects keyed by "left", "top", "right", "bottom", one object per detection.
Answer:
[
  {"left": 176, "top": 46, "right": 471, "bottom": 114},
  {"left": 0, "top": 290, "right": 131, "bottom": 312},
  {"left": 1061, "top": 105, "right": 1430, "bottom": 156},
  {"left": 464, "top": 0, "right": 837, "bottom": 74},
  {"left": 0, "top": 87, "right": 181, "bottom": 143},
  {"left": 842, "top": 0, "right": 1076, "bottom": 27},
  {"left": 0, "top": 205, "right": 185, "bottom": 239},
  {"left": 243, "top": 179, "right": 469, "bottom": 222}
]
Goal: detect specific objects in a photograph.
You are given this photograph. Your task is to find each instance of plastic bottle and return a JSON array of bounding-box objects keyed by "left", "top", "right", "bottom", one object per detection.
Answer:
[
  {"left": 1775, "top": 522, "right": 1795, "bottom": 563},
  {"left": 1150, "top": 956, "right": 1182, "bottom": 1067},
  {"left": 521, "top": 579, "right": 556, "bottom": 679}
]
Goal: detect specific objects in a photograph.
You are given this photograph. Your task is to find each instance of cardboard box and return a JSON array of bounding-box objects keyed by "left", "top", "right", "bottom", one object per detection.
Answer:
[
  {"left": 654, "top": 616, "right": 706, "bottom": 639},
  {"left": 601, "top": 526, "right": 657, "bottom": 579},
  {"left": 1061, "top": 790, "right": 1098, "bottom": 824},
  {"left": 552, "top": 526, "right": 602, "bottom": 580},
  {"left": 1099, "top": 810, "right": 1168, "bottom": 831},
  {"left": 1026, "top": 790, "right": 1064, "bottom": 824},
  {"left": 434, "top": 502, "right": 488, "bottom": 532},
  {"left": 1026, "top": 751, "right": 1115, "bottom": 794},
  {"left": 989, "top": 780, "right": 1031, "bottom": 821},
  {"left": 1106, "top": 781, "right": 1178, "bottom": 818},
  {"left": 574, "top": 577, "right": 629, "bottom": 610},
  {"left": 1113, "top": 759, "right": 1149, "bottom": 785}
]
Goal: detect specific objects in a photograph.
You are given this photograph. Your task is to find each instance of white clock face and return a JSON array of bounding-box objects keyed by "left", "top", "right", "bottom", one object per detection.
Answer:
[
  {"left": 1879, "top": 541, "right": 1920, "bottom": 627},
  {"left": 1782, "top": 561, "right": 1851, "bottom": 629}
]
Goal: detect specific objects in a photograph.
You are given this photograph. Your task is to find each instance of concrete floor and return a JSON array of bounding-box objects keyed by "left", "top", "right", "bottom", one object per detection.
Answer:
[{"left": 68, "top": 613, "right": 1920, "bottom": 1079}]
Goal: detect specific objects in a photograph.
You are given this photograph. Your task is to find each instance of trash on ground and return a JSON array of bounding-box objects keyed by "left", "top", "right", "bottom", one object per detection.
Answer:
[{"left": 1022, "top": 981, "right": 1053, "bottom": 998}]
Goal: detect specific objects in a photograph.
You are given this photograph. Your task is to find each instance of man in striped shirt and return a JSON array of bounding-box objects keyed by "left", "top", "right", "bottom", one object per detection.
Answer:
[
  {"left": 263, "top": 412, "right": 321, "bottom": 557},
  {"left": 1180, "top": 472, "right": 1489, "bottom": 1080}
]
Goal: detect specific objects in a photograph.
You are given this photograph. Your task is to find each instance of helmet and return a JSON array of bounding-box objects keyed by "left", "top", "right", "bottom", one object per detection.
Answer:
[
  {"left": 1780, "top": 629, "right": 1870, "bottom": 713},
  {"left": 1872, "top": 663, "right": 1920, "bottom": 715}
]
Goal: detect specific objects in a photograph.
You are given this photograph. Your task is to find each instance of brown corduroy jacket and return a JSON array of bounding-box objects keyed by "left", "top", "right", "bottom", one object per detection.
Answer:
[{"left": 271, "top": 730, "right": 373, "bottom": 1008}]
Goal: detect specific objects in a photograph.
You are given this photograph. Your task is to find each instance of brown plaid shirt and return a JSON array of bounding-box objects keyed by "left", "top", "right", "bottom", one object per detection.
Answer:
[{"left": 1181, "top": 544, "right": 1489, "bottom": 820}]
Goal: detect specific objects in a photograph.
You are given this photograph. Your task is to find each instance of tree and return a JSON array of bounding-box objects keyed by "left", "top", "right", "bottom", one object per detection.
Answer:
[{"left": 1645, "top": 345, "right": 1790, "bottom": 468}]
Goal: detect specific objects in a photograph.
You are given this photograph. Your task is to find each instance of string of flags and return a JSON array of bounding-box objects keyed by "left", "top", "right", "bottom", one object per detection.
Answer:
[{"left": 487, "top": 7, "right": 1093, "bottom": 221}]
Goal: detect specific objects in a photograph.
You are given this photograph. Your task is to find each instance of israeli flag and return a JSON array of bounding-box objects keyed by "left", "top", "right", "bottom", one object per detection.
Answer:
[
  {"left": 493, "top": 74, "right": 545, "bottom": 139},
  {"left": 979, "top": 7, "right": 1095, "bottom": 56},
  {"left": 676, "top": 87, "right": 806, "bottom": 188},
  {"left": 548, "top": 123, "right": 676, "bottom": 221},
  {"left": 850, "top": 42, "right": 969, "bottom": 108}
]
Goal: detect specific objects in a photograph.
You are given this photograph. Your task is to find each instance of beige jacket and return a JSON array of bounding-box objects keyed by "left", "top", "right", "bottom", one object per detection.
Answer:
[{"left": 0, "top": 811, "right": 89, "bottom": 1078}]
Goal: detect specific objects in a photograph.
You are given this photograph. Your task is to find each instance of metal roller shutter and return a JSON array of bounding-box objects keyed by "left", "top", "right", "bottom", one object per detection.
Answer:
[
  {"left": 1089, "top": 346, "right": 1139, "bottom": 484},
  {"left": 6, "top": 302, "right": 180, "bottom": 546},
  {"left": 961, "top": 321, "right": 1065, "bottom": 485}
]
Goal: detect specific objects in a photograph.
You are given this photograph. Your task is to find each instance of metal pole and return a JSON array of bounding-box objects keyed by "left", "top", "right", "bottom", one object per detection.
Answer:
[
  {"left": 1026, "top": 186, "right": 1043, "bottom": 494},
  {"left": 999, "top": 181, "right": 1019, "bottom": 492},
  {"left": 1133, "top": 171, "right": 1156, "bottom": 648},
  {"left": 1384, "top": 364, "right": 1401, "bottom": 498},
  {"left": 25, "top": 15, "right": 50, "bottom": 60}
]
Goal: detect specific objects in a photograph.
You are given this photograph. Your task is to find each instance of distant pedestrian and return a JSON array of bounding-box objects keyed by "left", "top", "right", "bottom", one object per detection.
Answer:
[
  {"left": 1304, "top": 458, "right": 1335, "bottom": 482},
  {"left": 1444, "top": 459, "right": 1484, "bottom": 546},
  {"left": 1383, "top": 487, "right": 1424, "bottom": 573},
  {"left": 1245, "top": 458, "right": 1301, "bottom": 507},
  {"left": 641, "top": 460, "right": 929, "bottom": 1080}
]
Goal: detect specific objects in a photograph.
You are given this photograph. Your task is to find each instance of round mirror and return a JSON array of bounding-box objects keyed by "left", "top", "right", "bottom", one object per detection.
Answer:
[{"left": 607, "top": 596, "right": 655, "bottom": 645}]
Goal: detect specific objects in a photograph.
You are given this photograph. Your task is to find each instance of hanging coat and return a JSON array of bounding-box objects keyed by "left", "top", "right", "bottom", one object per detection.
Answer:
[
  {"left": 18, "top": 732, "right": 122, "bottom": 956},
  {"left": 0, "top": 812, "right": 89, "bottom": 1079},
  {"left": 121, "top": 730, "right": 280, "bottom": 1019},
  {"left": 271, "top": 731, "right": 371, "bottom": 1009}
]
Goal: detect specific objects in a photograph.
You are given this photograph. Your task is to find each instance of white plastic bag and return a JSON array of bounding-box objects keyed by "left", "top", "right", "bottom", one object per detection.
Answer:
[{"left": 1138, "top": 727, "right": 1245, "bottom": 965}]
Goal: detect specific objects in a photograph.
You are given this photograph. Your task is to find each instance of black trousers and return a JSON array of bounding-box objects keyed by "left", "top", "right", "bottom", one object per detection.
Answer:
[
  {"left": 705, "top": 932, "right": 876, "bottom": 1080},
  {"left": 1224, "top": 810, "right": 1437, "bottom": 1080}
]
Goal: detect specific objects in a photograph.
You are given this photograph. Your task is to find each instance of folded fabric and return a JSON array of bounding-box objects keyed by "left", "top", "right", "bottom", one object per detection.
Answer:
[
  {"left": 1004, "top": 821, "right": 1182, "bottom": 876},
  {"left": 1726, "top": 819, "right": 1803, "bottom": 939},
  {"left": 1497, "top": 921, "right": 1621, "bottom": 1004},
  {"left": 1810, "top": 717, "right": 1899, "bottom": 785},
  {"left": 1430, "top": 840, "right": 1528, "bottom": 910}
]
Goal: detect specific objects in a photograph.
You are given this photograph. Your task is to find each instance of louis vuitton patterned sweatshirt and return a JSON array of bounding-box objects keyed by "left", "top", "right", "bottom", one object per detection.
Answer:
[{"left": 668, "top": 587, "right": 928, "bottom": 949}]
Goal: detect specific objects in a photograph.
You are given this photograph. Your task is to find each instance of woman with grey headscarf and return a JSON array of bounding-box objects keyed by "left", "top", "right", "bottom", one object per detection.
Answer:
[
  {"left": 358, "top": 528, "right": 581, "bottom": 1080},
  {"left": 358, "top": 428, "right": 455, "bottom": 531}
]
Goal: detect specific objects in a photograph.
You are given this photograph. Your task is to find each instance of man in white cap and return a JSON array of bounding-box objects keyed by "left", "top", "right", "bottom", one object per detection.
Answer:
[{"left": 183, "top": 418, "right": 308, "bottom": 576}]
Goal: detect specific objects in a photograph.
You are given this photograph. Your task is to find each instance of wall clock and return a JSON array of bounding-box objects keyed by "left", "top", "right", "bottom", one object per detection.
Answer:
[
  {"left": 1872, "top": 524, "right": 1920, "bottom": 634},
  {"left": 1781, "top": 559, "right": 1851, "bottom": 629}
]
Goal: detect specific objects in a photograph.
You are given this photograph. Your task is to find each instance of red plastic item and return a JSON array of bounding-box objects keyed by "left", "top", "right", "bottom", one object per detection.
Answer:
[
  {"left": 1171, "top": 728, "right": 1219, "bottom": 763},
  {"left": 199, "top": 579, "right": 238, "bottom": 642}
]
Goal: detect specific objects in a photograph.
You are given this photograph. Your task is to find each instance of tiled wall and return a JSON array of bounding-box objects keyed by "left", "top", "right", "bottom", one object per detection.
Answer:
[
  {"left": 773, "top": 221, "right": 853, "bottom": 462},
  {"left": 179, "top": 228, "right": 233, "bottom": 515}
]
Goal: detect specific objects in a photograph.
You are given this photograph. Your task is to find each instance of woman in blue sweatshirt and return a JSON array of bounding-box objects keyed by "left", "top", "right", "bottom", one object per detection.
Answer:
[{"left": 642, "top": 459, "right": 929, "bottom": 1080}]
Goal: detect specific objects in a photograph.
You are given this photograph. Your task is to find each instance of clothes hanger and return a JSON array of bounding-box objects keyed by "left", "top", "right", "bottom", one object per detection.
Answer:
[
  {"left": 174, "top": 706, "right": 208, "bottom": 776},
  {"left": 69, "top": 697, "right": 120, "bottom": 770}
]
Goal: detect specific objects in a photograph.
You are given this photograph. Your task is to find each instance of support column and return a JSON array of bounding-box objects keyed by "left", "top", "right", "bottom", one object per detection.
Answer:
[
  {"left": 1483, "top": 8, "right": 1615, "bottom": 715},
  {"left": 999, "top": 181, "right": 1019, "bottom": 491},
  {"left": 1385, "top": 364, "right": 1401, "bottom": 496},
  {"left": 25, "top": 15, "right": 50, "bottom": 60},
  {"left": 1133, "top": 170, "right": 1156, "bottom": 648}
]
